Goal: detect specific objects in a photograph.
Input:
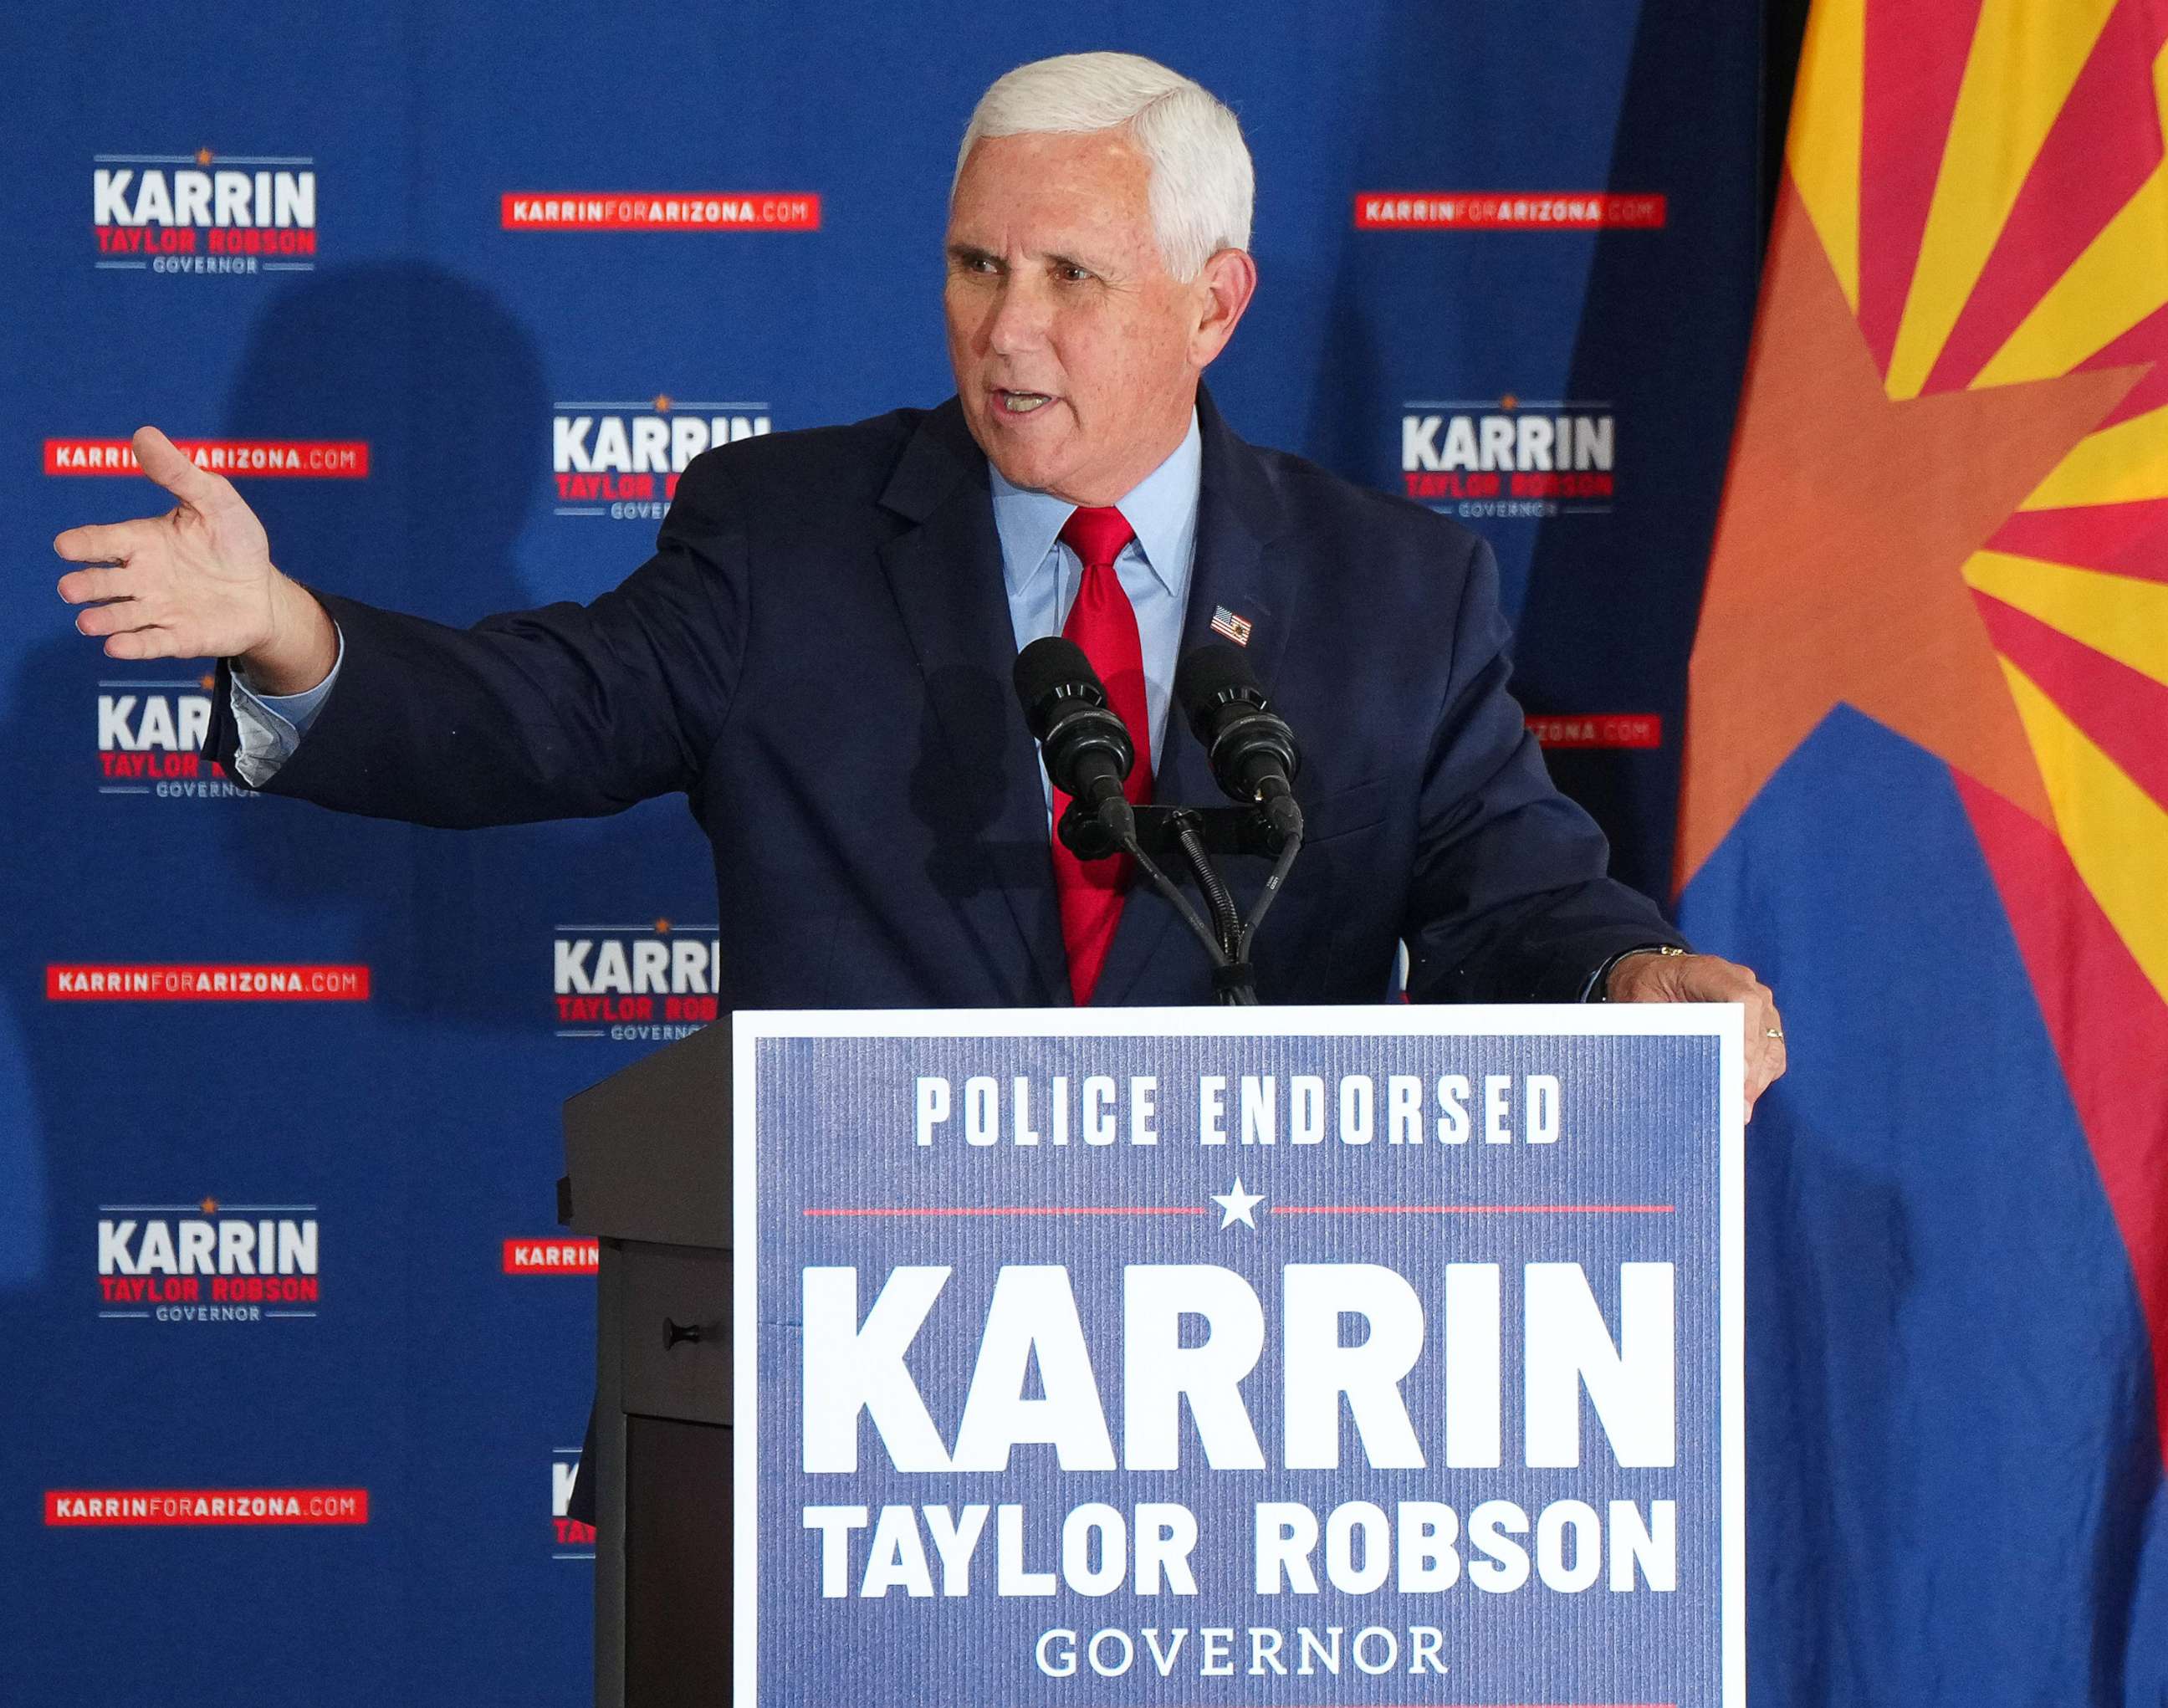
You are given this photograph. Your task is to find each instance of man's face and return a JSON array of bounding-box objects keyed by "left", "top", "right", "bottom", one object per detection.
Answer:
[{"left": 945, "top": 129, "right": 1224, "bottom": 504}]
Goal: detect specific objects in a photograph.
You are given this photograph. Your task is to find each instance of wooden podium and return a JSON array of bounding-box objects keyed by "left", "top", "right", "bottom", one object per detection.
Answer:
[{"left": 561, "top": 1020, "right": 736, "bottom": 1708}]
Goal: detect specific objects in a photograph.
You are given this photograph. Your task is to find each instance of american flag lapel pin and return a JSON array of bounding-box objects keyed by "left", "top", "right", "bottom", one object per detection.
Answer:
[{"left": 1209, "top": 605, "right": 1254, "bottom": 646}]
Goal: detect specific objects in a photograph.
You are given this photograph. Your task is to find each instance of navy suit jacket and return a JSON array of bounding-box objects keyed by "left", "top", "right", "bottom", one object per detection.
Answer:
[{"left": 207, "top": 388, "right": 1681, "bottom": 1006}]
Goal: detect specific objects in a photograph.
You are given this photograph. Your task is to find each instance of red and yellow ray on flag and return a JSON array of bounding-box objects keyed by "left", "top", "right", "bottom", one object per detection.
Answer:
[{"left": 1680, "top": 0, "right": 2168, "bottom": 1459}]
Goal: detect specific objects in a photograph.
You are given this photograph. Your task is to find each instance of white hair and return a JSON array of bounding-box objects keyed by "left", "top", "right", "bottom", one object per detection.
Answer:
[{"left": 954, "top": 52, "right": 1253, "bottom": 280}]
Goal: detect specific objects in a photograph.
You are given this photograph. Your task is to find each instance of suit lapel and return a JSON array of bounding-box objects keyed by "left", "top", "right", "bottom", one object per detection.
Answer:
[
  {"left": 876, "top": 401, "right": 1069, "bottom": 1003},
  {"left": 1092, "top": 388, "right": 1299, "bottom": 1005}
]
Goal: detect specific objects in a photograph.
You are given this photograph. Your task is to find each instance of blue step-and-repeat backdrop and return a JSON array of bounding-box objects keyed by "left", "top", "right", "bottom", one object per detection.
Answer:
[{"left": 2, "top": 4, "right": 1759, "bottom": 1701}]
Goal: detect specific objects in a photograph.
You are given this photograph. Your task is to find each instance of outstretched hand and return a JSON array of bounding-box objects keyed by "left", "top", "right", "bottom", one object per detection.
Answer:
[
  {"left": 1607, "top": 949, "right": 1787, "bottom": 1119},
  {"left": 55, "top": 426, "right": 335, "bottom": 693}
]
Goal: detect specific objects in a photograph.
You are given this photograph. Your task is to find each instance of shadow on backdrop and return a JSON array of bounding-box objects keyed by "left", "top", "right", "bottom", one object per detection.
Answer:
[
  {"left": 216, "top": 260, "right": 554, "bottom": 1033},
  {"left": 1297, "top": 5, "right": 1761, "bottom": 906},
  {"left": 1511, "top": 8, "right": 1762, "bottom": 903},
  {"left": 0, "top": 263, "right": 550, "bottom": 1276}
]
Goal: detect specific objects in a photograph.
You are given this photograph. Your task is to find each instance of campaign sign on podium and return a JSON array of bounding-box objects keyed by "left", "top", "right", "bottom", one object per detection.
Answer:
[{"left": 733, "top": 1007, "right": 1743, "bottom": 1707}]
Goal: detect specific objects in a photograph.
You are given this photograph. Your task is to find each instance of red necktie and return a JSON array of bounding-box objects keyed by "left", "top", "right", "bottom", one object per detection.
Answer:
[{"left": 1051, "top": 505, "right": 1151, "bottom": 1005}]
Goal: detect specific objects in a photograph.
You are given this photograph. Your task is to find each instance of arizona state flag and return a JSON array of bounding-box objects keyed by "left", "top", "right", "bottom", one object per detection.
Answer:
[{"left": 1678, "top": 0, "right": 2168, "bottom": 1695}]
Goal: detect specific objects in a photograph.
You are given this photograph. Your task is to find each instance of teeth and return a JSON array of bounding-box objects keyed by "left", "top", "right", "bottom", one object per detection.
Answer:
[{"left": 1001, "top": 391, "right": 1051, "bottom": 413}]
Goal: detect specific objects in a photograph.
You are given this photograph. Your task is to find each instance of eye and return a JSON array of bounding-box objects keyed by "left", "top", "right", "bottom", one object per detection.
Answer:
[{"left": 1055, "top": 263, "right": 1093, "bottom": 284}]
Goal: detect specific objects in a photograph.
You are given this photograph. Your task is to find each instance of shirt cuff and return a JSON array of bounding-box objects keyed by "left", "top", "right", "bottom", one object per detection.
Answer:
[{"left": 228, "top": 626, "right": 344, "bottom": 787}]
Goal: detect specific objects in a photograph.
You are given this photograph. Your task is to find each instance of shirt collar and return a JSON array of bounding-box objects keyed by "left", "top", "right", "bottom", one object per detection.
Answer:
[{"left": 990, "top": 408, "right": 1203, "bottom": 599}]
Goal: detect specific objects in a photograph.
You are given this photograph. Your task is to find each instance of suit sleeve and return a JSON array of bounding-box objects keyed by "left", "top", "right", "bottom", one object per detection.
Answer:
[
  {"left": 1400, "top": 533, "right": 1685, "bottom": 1002},
  {"left": 203, "top": 447, "right": 749, "bottom": 828}
]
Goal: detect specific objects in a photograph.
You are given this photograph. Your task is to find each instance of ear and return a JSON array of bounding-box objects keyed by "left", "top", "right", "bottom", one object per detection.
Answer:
[{"left": 1189, "top": 248, "right": 1258, "bottom": 369}]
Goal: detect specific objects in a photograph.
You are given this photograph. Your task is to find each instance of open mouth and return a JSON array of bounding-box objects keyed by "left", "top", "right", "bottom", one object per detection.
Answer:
[{"left": 994, "top": 388, "right": 1056, "bottom": 417}]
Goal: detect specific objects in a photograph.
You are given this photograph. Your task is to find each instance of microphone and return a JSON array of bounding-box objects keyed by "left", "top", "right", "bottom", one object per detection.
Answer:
[
  {"left": 1013, "top": 637, "right": 1138, "bottom": 846},
  {"left": 1176, "top": 642, "right": 1303, "bottom": 842}
]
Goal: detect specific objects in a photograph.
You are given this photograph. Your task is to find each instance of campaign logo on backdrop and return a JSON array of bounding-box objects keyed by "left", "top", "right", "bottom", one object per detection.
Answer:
[
  {"left": 87, "top": 672, "right": 238, "bottom": 800},
  {"left": 91, "top": 150, "right": 318, "bottom": 276},
  {"left": 503, "top": 1237, "right": 599, "bottom": 1276},
  {"left": 95, "top": 1198, "right": 320, "bottom": 1326},
  {"left": 1356, "top": 192, "right": 1665, "bottom": 229},
  {"left": 50, "top": 964, "right": 369, "bottom": 1000},
  {"left": 46, "top": 1488, "right": 367, "bottom": 1526},
  {"left": 1526, "top": 715, "right": 1664, "bottom": 751},
  {"left": 551, "top": 395, "right": 771, "bottom": 523},
  {"left": 1399, "top": 396, "right": 1617, "bottom": 520},
  {"left": 553, "top": 918, "right": 718, "bottom": 1043},
  {"left": 552, "top": 1447, "right": 594, "bottom": 1558},
  {"left": 503, "top": 192, "right": 818, "bottom": 232},
  {"left": 44, "top": 1491, "right": 364, "bottom": 1526},
  {"left": 49, "top": 438, "right": 369, "bottom": 478}
]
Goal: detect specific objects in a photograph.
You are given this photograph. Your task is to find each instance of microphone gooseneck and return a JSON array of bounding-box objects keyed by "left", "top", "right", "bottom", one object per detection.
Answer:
[
  {"left": 1015, "top": 636, "right": 1234, "bottom": 984},
  {"left": 1014, "top": 637, "right": 1310, "bottom": 1005}
]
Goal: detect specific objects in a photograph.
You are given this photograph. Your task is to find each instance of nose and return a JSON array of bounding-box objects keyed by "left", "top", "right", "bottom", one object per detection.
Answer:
[{"left": 984, "top": 271, "right": 1052, "bottom": 358}]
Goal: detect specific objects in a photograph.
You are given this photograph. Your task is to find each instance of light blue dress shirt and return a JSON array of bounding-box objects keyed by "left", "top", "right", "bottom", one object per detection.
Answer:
[
  {"left": 992, "top": 409, "right": 1201, "bottom": 801},
  {"left": 231, "top": 410, "right": 1205, "bottom": 794},
  {"left": 228, "top": 629, "right": 340, "bottom": 786}
]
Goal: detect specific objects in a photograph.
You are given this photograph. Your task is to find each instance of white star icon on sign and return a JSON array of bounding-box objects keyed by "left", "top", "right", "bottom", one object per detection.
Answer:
[{"left": 1211, "top": 1177, "right": 1265, "bottom": 1230}]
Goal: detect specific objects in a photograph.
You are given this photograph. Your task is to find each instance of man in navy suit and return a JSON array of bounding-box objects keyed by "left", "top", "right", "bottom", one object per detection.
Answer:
[{"left": 56, "top": 52, "right": 1786, "bottom": 1107}]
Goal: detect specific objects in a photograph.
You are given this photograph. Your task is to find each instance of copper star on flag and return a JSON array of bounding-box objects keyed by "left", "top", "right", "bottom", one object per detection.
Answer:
[{"left": 1679, "top": 0, "right": 2168, "bottom": 1464}]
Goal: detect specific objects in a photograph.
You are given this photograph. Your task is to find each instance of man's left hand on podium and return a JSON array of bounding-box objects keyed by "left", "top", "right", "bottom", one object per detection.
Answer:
[{"left": 1607, "top": 950, "right": 1787, "bottom": 1118}]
